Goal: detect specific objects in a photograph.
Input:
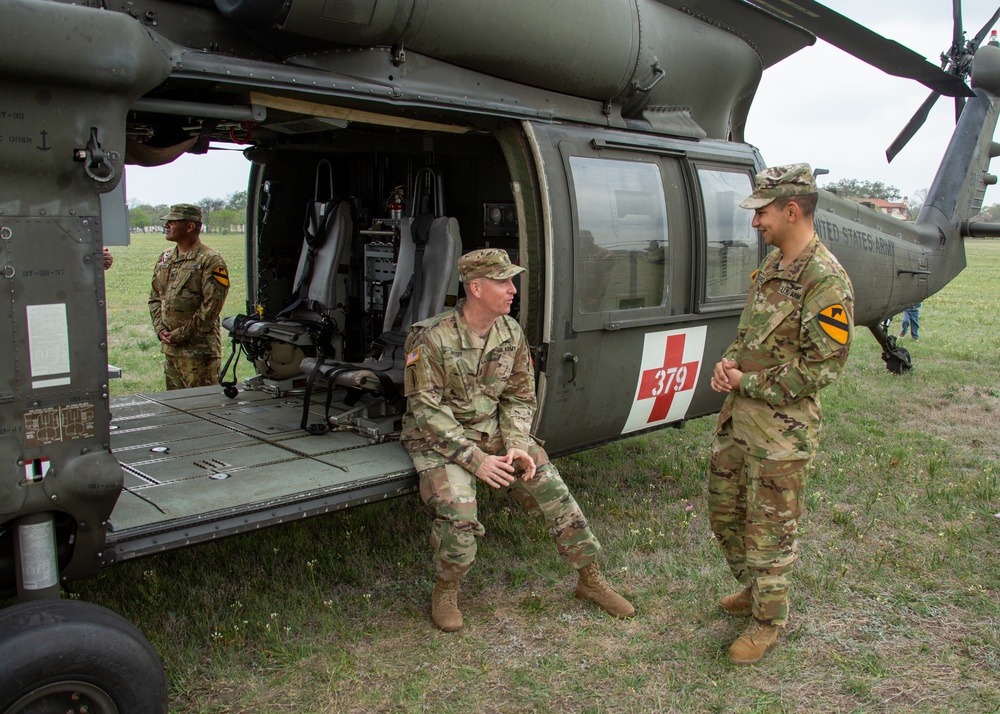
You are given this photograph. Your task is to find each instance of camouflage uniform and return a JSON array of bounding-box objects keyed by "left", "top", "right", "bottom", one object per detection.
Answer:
[
  {"left": 401, "top": 300, "right": 600, "bottom": 581},
  {"left": 149, "top": 240, "right": 229, "bottom": 390},
  {"left": 709, "top": 165, "right": 854, "bottom": 627}
]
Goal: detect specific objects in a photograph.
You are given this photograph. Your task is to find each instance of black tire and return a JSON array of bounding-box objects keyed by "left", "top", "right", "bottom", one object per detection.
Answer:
[
  {"left": 0, "top": 599, "right": 168, "bottom": 714},
  {"left": 886, "top": 347, "right": 912, "bottom": 375}
]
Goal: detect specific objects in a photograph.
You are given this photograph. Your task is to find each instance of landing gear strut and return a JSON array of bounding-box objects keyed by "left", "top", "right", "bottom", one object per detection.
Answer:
[
  {"left": 1, "top": 513, "right": 169, "bottom": 713},
  {"left": 871, "top": 321, "right": 911, "bottom": 375}
]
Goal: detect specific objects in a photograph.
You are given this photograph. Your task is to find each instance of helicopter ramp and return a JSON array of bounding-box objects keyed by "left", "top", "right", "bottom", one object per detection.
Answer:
[{"left": 102, "top": 387, "right": 417, "bottom": 564}]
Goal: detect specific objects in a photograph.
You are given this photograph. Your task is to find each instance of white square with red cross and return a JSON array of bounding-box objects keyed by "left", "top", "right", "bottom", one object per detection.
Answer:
[{"left": 623, "top": 326, "right": 706, "bottom": 434}]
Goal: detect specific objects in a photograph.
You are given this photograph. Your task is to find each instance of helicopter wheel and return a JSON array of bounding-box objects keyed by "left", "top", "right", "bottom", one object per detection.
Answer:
[
  {"left": 885, "top": 347, "right": 912, "bottom": 375},
  {"left": 0, "top": 600, "right": 168, "bottom": 714}
]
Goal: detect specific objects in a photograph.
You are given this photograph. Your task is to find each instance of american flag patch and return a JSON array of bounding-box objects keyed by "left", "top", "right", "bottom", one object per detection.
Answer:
[{"left": 405, "top": 347, "right": 421, "bottom": 366}]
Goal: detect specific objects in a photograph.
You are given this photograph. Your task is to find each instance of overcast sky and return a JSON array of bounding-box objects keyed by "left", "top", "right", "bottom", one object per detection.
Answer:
[
  {"left": 124, "top": 0, "right": 1000, "bottom": 207},
  {"left": 748, "top": 0, "right": 1000, "bottom": 204}
]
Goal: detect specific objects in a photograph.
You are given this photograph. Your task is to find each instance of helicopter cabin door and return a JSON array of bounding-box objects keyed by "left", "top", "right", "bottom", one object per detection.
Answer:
[{"left": 520, "top": 122, "right": 762, "bottom": 454}]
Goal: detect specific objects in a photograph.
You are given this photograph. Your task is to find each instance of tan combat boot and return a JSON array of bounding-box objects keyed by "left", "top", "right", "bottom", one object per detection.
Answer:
[
  {"left": 431, "top": 578, "right": 463, "bottom": 632},
  {"left": 719, "top": 587, "right": 753, "bottom": 617},
  {"left": 575, "top": 562, "right": 635, "bottom": 618},
  {"left": 728, "top": 619, "right": 781, "bottom": 665}
]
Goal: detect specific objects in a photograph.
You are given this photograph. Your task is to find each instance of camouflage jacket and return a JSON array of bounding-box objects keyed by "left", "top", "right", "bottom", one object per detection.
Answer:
[
  {"left": 718, "top": 235, "right": 854, "bottom": 460},
  {"left": 401, "top": 300, "right": 535, "bottom": 473},
  {"left": 148, "top": 241, "right": 229, "bottom": 358}
]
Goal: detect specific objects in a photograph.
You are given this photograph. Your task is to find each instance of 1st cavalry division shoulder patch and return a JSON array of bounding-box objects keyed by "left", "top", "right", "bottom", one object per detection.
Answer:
[
  {"left": 817, "top": 304, "right": 850, "bottom": 344},
  {"left": 212, "top": 266, "right": 230, "bottom": 287}
]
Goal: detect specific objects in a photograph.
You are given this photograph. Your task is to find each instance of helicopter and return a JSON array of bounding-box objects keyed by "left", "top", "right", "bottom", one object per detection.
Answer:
[{"left": 2, "top": 0, "right": 1000, "bottom": 710}]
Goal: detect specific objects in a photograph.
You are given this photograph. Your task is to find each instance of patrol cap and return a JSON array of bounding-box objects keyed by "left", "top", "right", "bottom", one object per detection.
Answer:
[
  {"left": 458, "top": 248, "right": 526, "bottom": 282},
  {"left": 739, "top": 163, "right": 817, "bottom": 209},
  {"left": 160, "top": 204, "right": 203, "bottom": 222}
]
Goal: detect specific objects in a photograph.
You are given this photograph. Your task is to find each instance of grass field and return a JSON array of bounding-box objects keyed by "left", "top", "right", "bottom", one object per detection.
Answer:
[
  {"left": 104, "top": 232, "right": 248, "bottom": 396},
  {"left": 80, "top": 239, "right": 1000, "bottom": 711}
]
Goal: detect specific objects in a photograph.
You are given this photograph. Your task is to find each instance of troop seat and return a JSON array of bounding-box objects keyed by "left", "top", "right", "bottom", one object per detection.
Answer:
[
  {"left": 299, "top": 214, "right": 461, "bottom": 409},
  {"left": 221, "top": 195, "right": 351, "bottom": 381}
]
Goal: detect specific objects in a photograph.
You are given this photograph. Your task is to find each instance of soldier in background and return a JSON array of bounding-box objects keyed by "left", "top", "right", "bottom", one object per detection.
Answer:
[
  {"left": 149, "top": 204, "right": 230, "bottom": 390},
  {"left": 401, "top": 248, "right": 634, "bottom": 632},
  {"left": 708, "top": 164, "right": 854, "bottom": 664}
]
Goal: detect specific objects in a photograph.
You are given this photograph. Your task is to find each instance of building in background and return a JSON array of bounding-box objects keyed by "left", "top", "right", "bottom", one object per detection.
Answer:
[{"left": 857, "top": 197, "right": 910, "bottom": 220}]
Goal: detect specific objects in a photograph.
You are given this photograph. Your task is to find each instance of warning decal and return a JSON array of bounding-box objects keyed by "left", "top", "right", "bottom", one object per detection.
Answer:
[{"left": 24, "top": 402, "right": 96, "bottom": 448}]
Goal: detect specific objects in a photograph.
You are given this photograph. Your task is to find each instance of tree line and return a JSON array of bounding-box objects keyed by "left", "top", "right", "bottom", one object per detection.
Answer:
[
  {"left": 131, "top": 181, "right": 1000, "bottom": 227},
  {"left": 128, "top": 191, "right": 247, "bottom": 233},
  {"left": 820, "top": 178, "right": 924, "bottom": 220},
  {"left": 819, "top": 177, "right": 1000, "bottom": 223}
]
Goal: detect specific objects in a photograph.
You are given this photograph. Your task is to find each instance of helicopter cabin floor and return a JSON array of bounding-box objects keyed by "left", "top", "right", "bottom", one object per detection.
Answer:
[{"left": 103, "top": 385, "right": 416, "bottom": 564}]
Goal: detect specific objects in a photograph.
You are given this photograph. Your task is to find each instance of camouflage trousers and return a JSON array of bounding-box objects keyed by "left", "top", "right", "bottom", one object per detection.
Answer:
[
  {"left": 414, "top": 437, "right": 601, "bottom": 581},
  {"left": 707, "top": 421, "right": 810, "bottom": 626},
  {"left": 163, "top": 354, "right": 221, "bottom": 391}
]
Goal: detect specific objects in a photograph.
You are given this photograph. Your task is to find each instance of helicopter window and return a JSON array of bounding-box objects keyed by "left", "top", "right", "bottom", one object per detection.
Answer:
[
  {"left": 569, "top": 157, "right": 669, "bottom": 315},
  {"left": 697, "top": 168, "right": 757, "bottom": 303}
]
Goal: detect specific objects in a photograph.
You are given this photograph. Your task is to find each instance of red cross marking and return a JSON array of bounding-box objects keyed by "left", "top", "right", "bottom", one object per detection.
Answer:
[{"left": 637, "top": 334, "right": 698, "bottom": 423}]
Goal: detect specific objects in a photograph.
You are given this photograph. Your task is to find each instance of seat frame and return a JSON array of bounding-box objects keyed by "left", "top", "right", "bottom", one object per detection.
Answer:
[{"left": 297, "top": 214, "right": 461, "bottom": 433}]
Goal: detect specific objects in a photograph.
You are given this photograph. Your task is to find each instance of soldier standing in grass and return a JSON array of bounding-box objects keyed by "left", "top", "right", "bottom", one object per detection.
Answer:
[
  {"left": 401, "top": 248, "right": 634, "bottom": 632},
  {"left": 149, "top": 204, "right": 230, "bottom": 390},
  {"left": 708, "top": 164, "right": 854, "bottom": 664}
]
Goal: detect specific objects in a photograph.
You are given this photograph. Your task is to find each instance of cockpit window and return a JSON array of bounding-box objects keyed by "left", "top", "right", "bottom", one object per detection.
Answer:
[
  {"left": 697, "top": 168, "right": 757, "bottom": 302},
  {"left": 569, "top": 156, "right": 669, "bottom": 314}
]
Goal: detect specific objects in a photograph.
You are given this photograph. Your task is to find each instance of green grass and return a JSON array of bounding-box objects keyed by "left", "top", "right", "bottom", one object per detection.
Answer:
[
  {"left": 104, "top": 232, "right": 247, "bottom": 395},
  {"left": 70, "top": 241, "right": 1000, "bottom": 711}
]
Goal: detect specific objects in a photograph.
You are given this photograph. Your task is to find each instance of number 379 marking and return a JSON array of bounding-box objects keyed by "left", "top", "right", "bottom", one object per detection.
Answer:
[{"left": 650, "top": 366, "right": 688, "bottom": 396}]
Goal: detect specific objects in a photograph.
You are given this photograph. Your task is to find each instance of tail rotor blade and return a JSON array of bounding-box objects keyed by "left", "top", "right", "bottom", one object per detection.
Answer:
[
  {"left": 955, "top": 95, "right": 966, "bottom": 122},
  {"left": 886, "top": 91, "right": 941, "bottom": 163}
]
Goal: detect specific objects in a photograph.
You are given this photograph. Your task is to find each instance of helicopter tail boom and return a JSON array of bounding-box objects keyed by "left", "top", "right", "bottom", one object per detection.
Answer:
[{"left": 916, "top": 41, "right": 1000, "bottom": 295}]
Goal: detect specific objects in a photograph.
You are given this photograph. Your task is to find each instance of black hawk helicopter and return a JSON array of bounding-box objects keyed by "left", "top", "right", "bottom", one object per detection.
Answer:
[{"left": 1, "top": 0, "right": 999, "bottom": 709}]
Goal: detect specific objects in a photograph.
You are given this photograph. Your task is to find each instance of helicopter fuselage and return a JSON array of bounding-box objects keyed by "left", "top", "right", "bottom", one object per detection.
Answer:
[{"left": 1, "top": 1, "right": 999, "bottom": 707}]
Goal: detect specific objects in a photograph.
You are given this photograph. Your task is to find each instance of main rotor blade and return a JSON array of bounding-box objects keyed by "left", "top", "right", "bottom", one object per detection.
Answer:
[
  {"left": 972, "top": 6, "right": 1000, "bottom": 47},
  {"left": 747, "top": 0, "right": 974, "bottom": 98},
  {"left": 954, "top": 0, "right": 964, "bottom": 51},
  {"left": 886, "top": 91, "right": 941, "bottom": 163}
]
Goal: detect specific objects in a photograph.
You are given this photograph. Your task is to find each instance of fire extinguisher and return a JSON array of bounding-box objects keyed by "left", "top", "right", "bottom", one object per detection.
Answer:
[{"left": 387, "top": 186, "right": 405, "bottom": 221}]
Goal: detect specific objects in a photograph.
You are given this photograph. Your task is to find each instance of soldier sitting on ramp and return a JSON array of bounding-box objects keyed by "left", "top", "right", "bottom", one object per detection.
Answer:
[{"left": 401, "top": 248, "right": 635, "bottom": 631}]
